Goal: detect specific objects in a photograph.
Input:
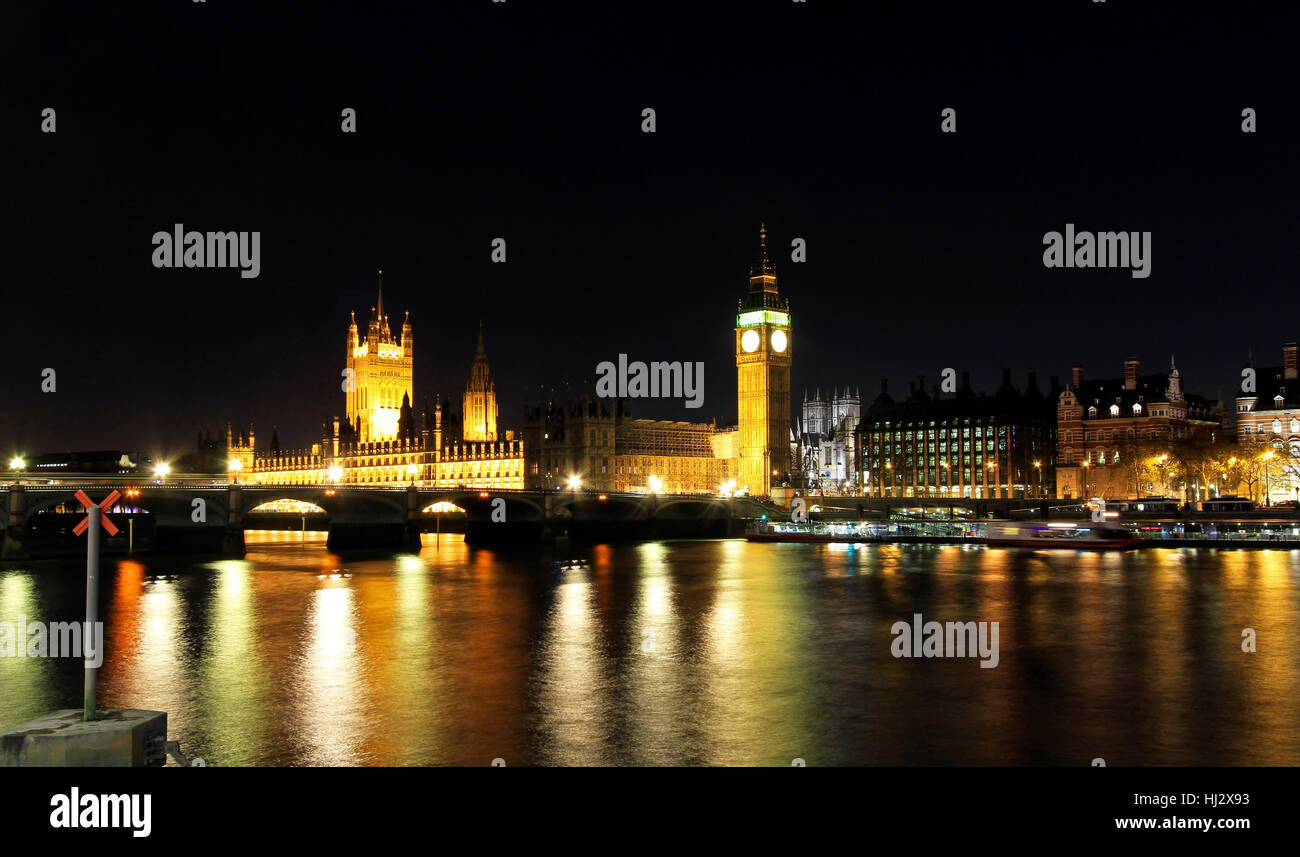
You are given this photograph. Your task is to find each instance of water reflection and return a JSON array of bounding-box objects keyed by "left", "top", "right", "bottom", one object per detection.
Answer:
[{"left": 1, "top": 535, "right": 1298, "bottom": 765}]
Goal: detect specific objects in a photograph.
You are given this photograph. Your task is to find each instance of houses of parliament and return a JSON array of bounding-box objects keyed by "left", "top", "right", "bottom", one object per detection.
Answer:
[
  {"left": 228, "top": 231, "right": 795, "bottom": 497},
  {"left": 229, "top": 271, "right": 525, "bottom": 490}
]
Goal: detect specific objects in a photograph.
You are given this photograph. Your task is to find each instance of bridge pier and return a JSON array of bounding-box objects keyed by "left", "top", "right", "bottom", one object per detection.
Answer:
[
  {"left": 223, "top": 486, "right": 245, "bottom": 554},
  {"left": 2, "top": 486, "right": 26, "bottom": 559}
]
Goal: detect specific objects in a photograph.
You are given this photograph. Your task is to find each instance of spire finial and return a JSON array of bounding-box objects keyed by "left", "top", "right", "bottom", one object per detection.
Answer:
[
  {"left": 749, "top": 222, "right": 776, "bottom": 280},
  {"left": 476, "top": 320, "right": 485, "bottom": 354},
  {"left": 376, "top": 268, "right": 385, "bottom": 322}
]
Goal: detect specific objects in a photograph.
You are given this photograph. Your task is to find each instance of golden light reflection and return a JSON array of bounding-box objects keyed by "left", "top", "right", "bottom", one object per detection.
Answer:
[
  {"left": 625, "top": 550, "right": 681, "bottom": 763},
  {"left": 0, "top": 572, "right": 51, "bottom": 722},
  {"left": 354, "top": 553, "right": 444, "bottom": 764},
  {"left": 193, "top": 560, "right": 268, "bottom": 763},
  {"left": 536, "top": 571, "right": 606, "bottom": 765},
  {"left": 108, "top": 562, "right": 185, "bottom": 728},
  {"left": 294, "top": 582, "right": 366, "bottom": 765}
]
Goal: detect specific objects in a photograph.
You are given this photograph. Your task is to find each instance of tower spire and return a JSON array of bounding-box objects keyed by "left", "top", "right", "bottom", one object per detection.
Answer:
[
  {"left": 476, "top": 320, "right": 486, "bottom": 355},
  {"left": 376, "top": 268, "right": 384, "bottom": 322},
  {"left": 750, "top": 223, "right": 775, "bottom": 278},
  {"left": 747, "top": 222, "right": 779, "bottom": 298}
]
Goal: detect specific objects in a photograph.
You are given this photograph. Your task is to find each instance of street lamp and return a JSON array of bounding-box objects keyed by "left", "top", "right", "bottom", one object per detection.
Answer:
[
  {"left": 154, "top": 462, "right": 171, "bottom": 481},
  {"left": 407, "top": 463, "right": 419, "bottom": 486},
  {"left": 327, "top": 465, "right": 344, "bottom": 483},
  {"left": 228, "top": 458, "right": 242, "bottom": 485},
  {"left": 1081, "top": 460, "right": 1090, "bottom": 498},
  {"left": 647, "top": 475, "right": 663, "bottom": 494},
  {"left": 568, "top": 474, "right": 581, "bottom": 491},
  {"left": 1033, "top": 460, "right": 1042, "bottom": 499},
  {"left": 8, "top": 457, "right": 24, "bottom": 471}
]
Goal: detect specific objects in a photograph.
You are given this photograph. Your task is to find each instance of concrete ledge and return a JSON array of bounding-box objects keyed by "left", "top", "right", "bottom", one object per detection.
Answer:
[{"left": 2, "top": 709, "right": 167, "bottom": 767}]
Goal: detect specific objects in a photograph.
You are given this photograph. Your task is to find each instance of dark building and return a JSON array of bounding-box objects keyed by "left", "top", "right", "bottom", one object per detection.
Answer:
[
  {"left": 855, "top": 370, "right": 1059, "bottom": 499},
  {"left": 524, "top": 391, "right": 620, "bottom": 492}
]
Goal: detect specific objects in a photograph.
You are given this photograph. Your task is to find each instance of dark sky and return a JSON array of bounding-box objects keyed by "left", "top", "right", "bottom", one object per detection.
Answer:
[{"left": 2, "top": 1, "right": 1294, "bottom": 461}]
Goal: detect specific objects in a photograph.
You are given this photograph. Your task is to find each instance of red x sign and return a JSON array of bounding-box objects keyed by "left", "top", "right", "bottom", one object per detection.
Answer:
[{"left": 73, "top": 490, "right": 121, "bottom": 537}]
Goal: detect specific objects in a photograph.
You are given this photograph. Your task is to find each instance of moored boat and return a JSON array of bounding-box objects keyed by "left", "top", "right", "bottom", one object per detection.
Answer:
[
  {"left": 983, "top": 520, "right": 1142, "bottom": 549},
  {"left": 745, "top": 520, "right": 887, "bottom": 543}
]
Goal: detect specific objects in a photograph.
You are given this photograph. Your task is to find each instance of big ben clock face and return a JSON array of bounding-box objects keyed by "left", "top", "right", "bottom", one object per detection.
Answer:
[
  {"left": 741, "top": 329, "right": 760, "bottom": 352},
  {"left": 770, "top": 329, "right": 788, "bottom": 353}
]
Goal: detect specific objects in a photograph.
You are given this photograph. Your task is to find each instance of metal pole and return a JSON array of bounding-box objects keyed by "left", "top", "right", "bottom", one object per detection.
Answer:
[{"left": 84, "top": 505, "right": 100, "bottom": 721}]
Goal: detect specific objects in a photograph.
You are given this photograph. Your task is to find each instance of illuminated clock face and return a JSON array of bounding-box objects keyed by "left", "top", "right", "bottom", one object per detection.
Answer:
[
  {"left": 741, "top": 329, "right": 760, "bottom": 353},
  {"left": 771, "top": 329, "right": 788, "bottom": 353}
]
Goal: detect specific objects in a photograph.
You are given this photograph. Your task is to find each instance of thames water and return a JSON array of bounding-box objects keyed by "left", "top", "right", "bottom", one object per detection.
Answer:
[{"left": 2, "top": 532, "right": 1298, "bottom": 766}]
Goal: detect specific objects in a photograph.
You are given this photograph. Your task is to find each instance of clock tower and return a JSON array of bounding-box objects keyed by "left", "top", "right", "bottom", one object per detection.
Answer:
[{"left": 735, "top": 224, "right": 792, "bottom": 497}]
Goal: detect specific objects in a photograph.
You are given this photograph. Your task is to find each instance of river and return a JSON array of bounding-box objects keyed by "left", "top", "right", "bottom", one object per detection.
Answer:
[{"left": 2, "top": 532, "right": 1298, "bottom": 765}]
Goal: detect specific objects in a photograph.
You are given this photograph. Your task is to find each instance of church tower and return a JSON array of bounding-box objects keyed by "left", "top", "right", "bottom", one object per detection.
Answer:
[
  {"left": 735, "top": 224, "right": 792, "bottom": 496},
  {"left": 462, "top": 322, "right": 498, "bottom": 441},
  {"left": 346, "top": 269, "right": 414, "bottom": 443}
]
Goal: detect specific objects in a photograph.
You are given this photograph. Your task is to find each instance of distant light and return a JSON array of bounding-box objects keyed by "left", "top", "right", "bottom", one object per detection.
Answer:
[
  {"left": 228, "top": 459, "right": 243, "bottom": 471},
  {"left": 406, "top": 463, "right": 419, "bottom": 475},
  {"left": 327, "top": 466, "right": 344, "bottom": 482},
  {"left": 154, "top": 463, "right": 171, "bottom": 478},
  {"left": 8, "top": 457, "right": 24, "bottom": 470}
]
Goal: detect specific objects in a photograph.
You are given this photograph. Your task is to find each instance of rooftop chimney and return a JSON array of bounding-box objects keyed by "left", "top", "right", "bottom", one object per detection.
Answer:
[
  {"left": 1072, "top": 364, "right": 1084, "bottom": 388},
  {"left": 1286, "top": 342, "right": 1298, "bottom": 380},
  {"left": 1124, "top": 356, "right": 1139, "bottom": 390}
]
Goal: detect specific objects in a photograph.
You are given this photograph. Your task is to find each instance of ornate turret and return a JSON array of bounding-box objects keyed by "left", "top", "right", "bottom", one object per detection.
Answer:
[{"left": 463, "top": 322, "right": 498, "bottom": 441}]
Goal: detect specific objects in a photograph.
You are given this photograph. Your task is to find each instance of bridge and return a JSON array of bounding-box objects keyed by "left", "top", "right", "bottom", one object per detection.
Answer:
[{"left": 1, "top": 481, "right": 777, "bottom": 558}]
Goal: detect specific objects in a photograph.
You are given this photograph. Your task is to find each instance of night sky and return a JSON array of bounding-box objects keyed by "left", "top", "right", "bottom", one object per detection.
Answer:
[{"left": 3, "top": 2, "right": 1294, "bottom": 461}]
